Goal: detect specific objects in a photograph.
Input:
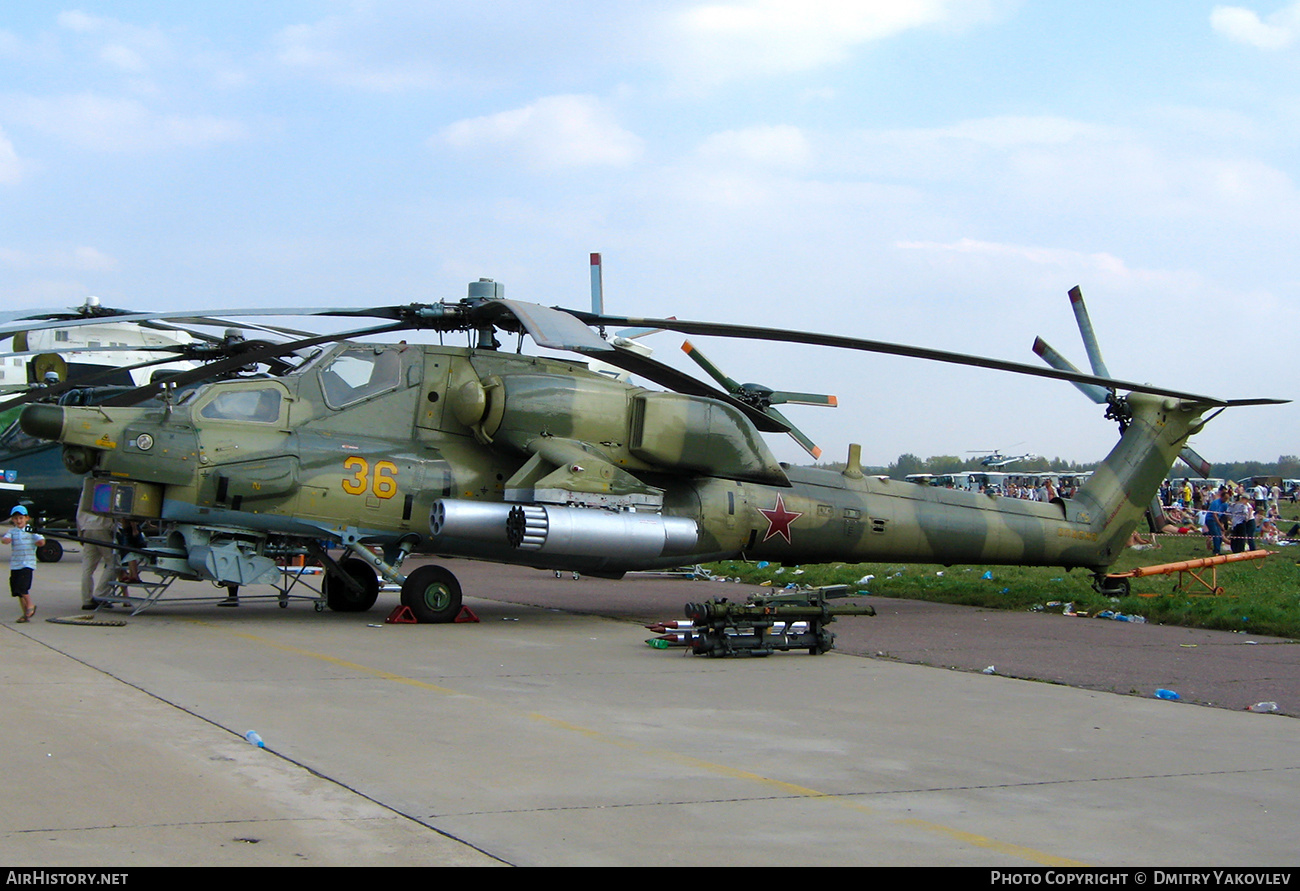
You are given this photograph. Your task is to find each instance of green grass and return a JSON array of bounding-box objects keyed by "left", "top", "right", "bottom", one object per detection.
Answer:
[{"left": 706, "top": 504, "right": 1300, "bottom": 639}]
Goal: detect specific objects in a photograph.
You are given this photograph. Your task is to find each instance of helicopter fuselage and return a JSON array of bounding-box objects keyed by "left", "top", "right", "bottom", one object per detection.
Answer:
[{"left": 20, "top": 338, "right": 1206, "bottom": 604}]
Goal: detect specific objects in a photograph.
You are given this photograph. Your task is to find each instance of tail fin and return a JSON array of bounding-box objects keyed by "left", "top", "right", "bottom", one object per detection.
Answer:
[{"left": 1071, "top": 394, "right": 1210, "bottom": 568}]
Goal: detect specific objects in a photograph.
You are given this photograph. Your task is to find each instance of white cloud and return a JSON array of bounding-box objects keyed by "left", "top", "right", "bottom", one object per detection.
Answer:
[
  {"left": 56, "top": 11, "right": 105, "bottom": 34},
  {"left": 276, "top": 22, "right": 338, "bottom": 69},
  {"left": 0, "top": 127, "right": 23, "bottom": 185},
  {"left": 57, "top": 10, "right": 172, "bottom": 71},
  {"left": 696, "top": 124, "right": 812, "bottom": 169},
  {"left": 0, "top": 93, "right": 247, "bottom": 152},
  {"left": 276, "top": 18, "right": 445, "bottom": 91},
  {"left": 1211, "top": 3, "right": 1300, "bottom": 50},
  {"left": 439, "top": 95, "right": 643, "bottom": 169},
  {"left": 929, "top": 115, "right": 1116, "bottom": 148},
  {"left": 0, "top": 26, "right": 61, "bottom": 66},
  {"left": 99, "top": 44, "right": 146, "bottom": 72},
  {"left": 0, "top": 245, "right": 118, "bottom": 271},
  {"left": 826, "top": 113, "right": 1298, "bottom": 231},
  {"left": 894, "top": 238, "right": 1172, "bottom": 283},
  {"left": 0, "top": 29, "right": 22, "bottom": 55},
  {"left": 668, "top": 0, "right": 998, "bottom": 83}
]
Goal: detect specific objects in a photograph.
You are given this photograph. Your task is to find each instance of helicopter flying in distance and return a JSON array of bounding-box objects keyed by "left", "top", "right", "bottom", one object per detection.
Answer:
[
  {"left": 969, "top": 448, "right": 1040, "bottom": 468},
  {"left": 7, "top": 271, "right": 1285, "bottom": 620}
]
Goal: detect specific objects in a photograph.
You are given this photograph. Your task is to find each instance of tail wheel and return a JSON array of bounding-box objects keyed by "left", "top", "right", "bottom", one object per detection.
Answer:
[
  {"left": 401, "top": 564, "right": 462, "bottom": 623},
  {"left": 324, "top": 557, "right": 380, "bottom": 612},
  {"left": 36, "top": 539, "right": 64, "bottom": 563},
  {"left": 1093, "top": 575, "right": 1131, "bottom": 598}
]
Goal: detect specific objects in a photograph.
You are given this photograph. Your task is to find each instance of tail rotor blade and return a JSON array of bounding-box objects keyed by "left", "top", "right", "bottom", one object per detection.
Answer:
[
  {"left": 1178, "top": 445, "right": 1212, "bottom": 478},
  {"left": 1043, "top": 298, "right": 1217, "bottom": 480},
  {"left": 1032, "top": 337, "right": 1109, "bottom": 404},
  {"left": 1068, "top": 286, "right": 1111, "bottom": 378}
]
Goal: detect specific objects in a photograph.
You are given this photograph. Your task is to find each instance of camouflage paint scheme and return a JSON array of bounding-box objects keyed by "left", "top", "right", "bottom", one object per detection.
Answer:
[{"left": 19, "top": 338, "right": 1207, "bottom": 614}]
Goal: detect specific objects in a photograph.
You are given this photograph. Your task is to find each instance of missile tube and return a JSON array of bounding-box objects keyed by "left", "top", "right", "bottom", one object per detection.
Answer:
[{"left": 428, "top": 499, "right": 698, "bottom": 561}]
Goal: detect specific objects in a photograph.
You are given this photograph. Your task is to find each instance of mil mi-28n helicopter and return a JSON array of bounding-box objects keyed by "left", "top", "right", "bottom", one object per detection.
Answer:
[{"left": 9, "top": 276, "right": 1283, "bottom": 621}]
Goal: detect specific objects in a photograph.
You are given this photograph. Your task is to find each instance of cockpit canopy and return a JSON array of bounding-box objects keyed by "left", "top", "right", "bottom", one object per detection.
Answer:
[{"left": 317, "top": 346, "right": 403, "bottom": 409}]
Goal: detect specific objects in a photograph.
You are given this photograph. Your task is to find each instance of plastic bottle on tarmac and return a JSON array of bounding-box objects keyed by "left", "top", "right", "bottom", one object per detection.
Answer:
[{"left": 244, "top": 731, "right": 266, "bottom": 747}]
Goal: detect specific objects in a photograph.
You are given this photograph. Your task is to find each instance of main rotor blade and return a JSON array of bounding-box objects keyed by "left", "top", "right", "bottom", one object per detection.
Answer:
[
  {"left": 0, "top": 354, "right": 202, "bottom": 412},
  {"left": 494, "top": 300, "right": 612, "bottom": 352},
  {"left": 570, "top": 310, "right": 1285, "bottom": 408},
  {"left": 615, "top": 326, "right": 665, "bottom": 339},
  {"left": 0, "top": 306, "right": 396, "bottom": 340},
  {"left": 160, "top": 316, "right": 321, "bottom": 341},
  {"left": 0, "top": 304, "right": 313, "bottom": 349},
  {"left": 0, "top": 344, "right": 190, "bottom": 361},
  {"left": 99, "top": 321, "right": 410, "bottom": 407}
]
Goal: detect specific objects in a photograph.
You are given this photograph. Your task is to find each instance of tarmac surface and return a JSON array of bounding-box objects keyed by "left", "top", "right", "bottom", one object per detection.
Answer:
[{"left": 2, "top": 551, "right": 1298, "bottom": 867}]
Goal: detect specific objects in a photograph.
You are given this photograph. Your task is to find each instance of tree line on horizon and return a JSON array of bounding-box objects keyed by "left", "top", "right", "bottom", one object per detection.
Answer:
[{"left": 812, "top": 454, "right": 1300, "bottom": 481}]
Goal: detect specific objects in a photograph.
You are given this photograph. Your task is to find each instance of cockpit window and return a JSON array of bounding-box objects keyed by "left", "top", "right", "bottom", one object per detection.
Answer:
[
  {"left": 319, "top": 347, "right": 402, "bottom": 409},
  {"left": 198, "top": 387, "right": 283, "bottom": 423}
]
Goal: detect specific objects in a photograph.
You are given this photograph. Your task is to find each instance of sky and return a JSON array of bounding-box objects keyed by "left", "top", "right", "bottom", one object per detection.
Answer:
[{"left": 0, "top": 1, "right": 1297, "bottom": 470}]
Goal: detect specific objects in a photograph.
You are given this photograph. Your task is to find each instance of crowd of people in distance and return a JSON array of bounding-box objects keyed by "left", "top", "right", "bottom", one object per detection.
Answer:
[
  {"left": 1149, "top": 479, "right": 1297, "bottom": 554},
  {"left": 940, "top": 476, "right": 1087, "bottom": 501},
  {"left": 926, "top": 472, "right": 1292, "bottom": 554},
  {"left": 996, "top": 478, "right": 1084, "bottom": 501}
]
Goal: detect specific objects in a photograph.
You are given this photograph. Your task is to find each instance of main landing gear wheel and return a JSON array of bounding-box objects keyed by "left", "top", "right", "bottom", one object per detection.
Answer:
[
  {"left": 401, "top": 564, "right": 462, "bottom": 623},
  {"left": 36, "top": 539, "right": 63, "bottom": 563},
  {"left": 324, "top": 557, "right": 380, "bottom": 613}
]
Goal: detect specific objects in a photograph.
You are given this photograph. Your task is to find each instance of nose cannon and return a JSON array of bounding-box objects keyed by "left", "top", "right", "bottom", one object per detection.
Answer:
[
  {"left": 19, "top": 404, "right": 100, "bottom": 474},
  {"left": 19, "top": 404, "right": 65, "bottom": 442}
]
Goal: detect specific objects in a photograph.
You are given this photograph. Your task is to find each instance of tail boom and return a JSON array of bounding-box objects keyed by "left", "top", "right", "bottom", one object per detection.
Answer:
[{"left": 694, "top": 393, "right": 1209, "bottom": 574}]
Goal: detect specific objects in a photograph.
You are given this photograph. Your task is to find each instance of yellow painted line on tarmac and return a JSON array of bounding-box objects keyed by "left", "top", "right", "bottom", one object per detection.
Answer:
[
  {"left": 191, "top": 620, "right": 1086, "bottom": 866},
  {"left": 895, "top": 819, "right": 1087, "bottom": 867},
  {"left": 188, "top": 621, "right": 458, "bottom": 695},
  {"left": 532, "top": 713, "right": 1087, "bottom": 867},
  {"left": 530, "top": 713, "right": 836, "bottom": 800}
]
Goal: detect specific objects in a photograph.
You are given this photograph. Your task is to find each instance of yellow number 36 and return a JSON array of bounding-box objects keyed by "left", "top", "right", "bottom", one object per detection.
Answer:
[{"left": 341, "top": 457, "right": 399, "bottom": 499}]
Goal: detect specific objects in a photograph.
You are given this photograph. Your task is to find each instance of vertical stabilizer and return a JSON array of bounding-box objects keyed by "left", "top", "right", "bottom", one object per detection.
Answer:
[{"left": 1072, "top": 394, "right": 1208, "bottom": 566}]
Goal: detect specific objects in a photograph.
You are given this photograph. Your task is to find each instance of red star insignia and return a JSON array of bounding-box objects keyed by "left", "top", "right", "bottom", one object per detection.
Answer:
[{"left": 758, "top": 494, "right": 802, "bottom": 544}]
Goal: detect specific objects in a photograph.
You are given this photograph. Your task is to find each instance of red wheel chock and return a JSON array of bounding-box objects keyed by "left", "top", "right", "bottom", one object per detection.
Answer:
[
  {"left": 384, "top": 605, "right": 480, "bottom": 624},
  {"left": 386, "top": 605, "right": 418, "bottom": 624}
]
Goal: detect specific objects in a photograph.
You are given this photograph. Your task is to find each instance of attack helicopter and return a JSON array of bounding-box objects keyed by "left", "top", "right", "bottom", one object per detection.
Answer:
[{"left": 9, "top": 277, "right": 1283, "bottom": 621}]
